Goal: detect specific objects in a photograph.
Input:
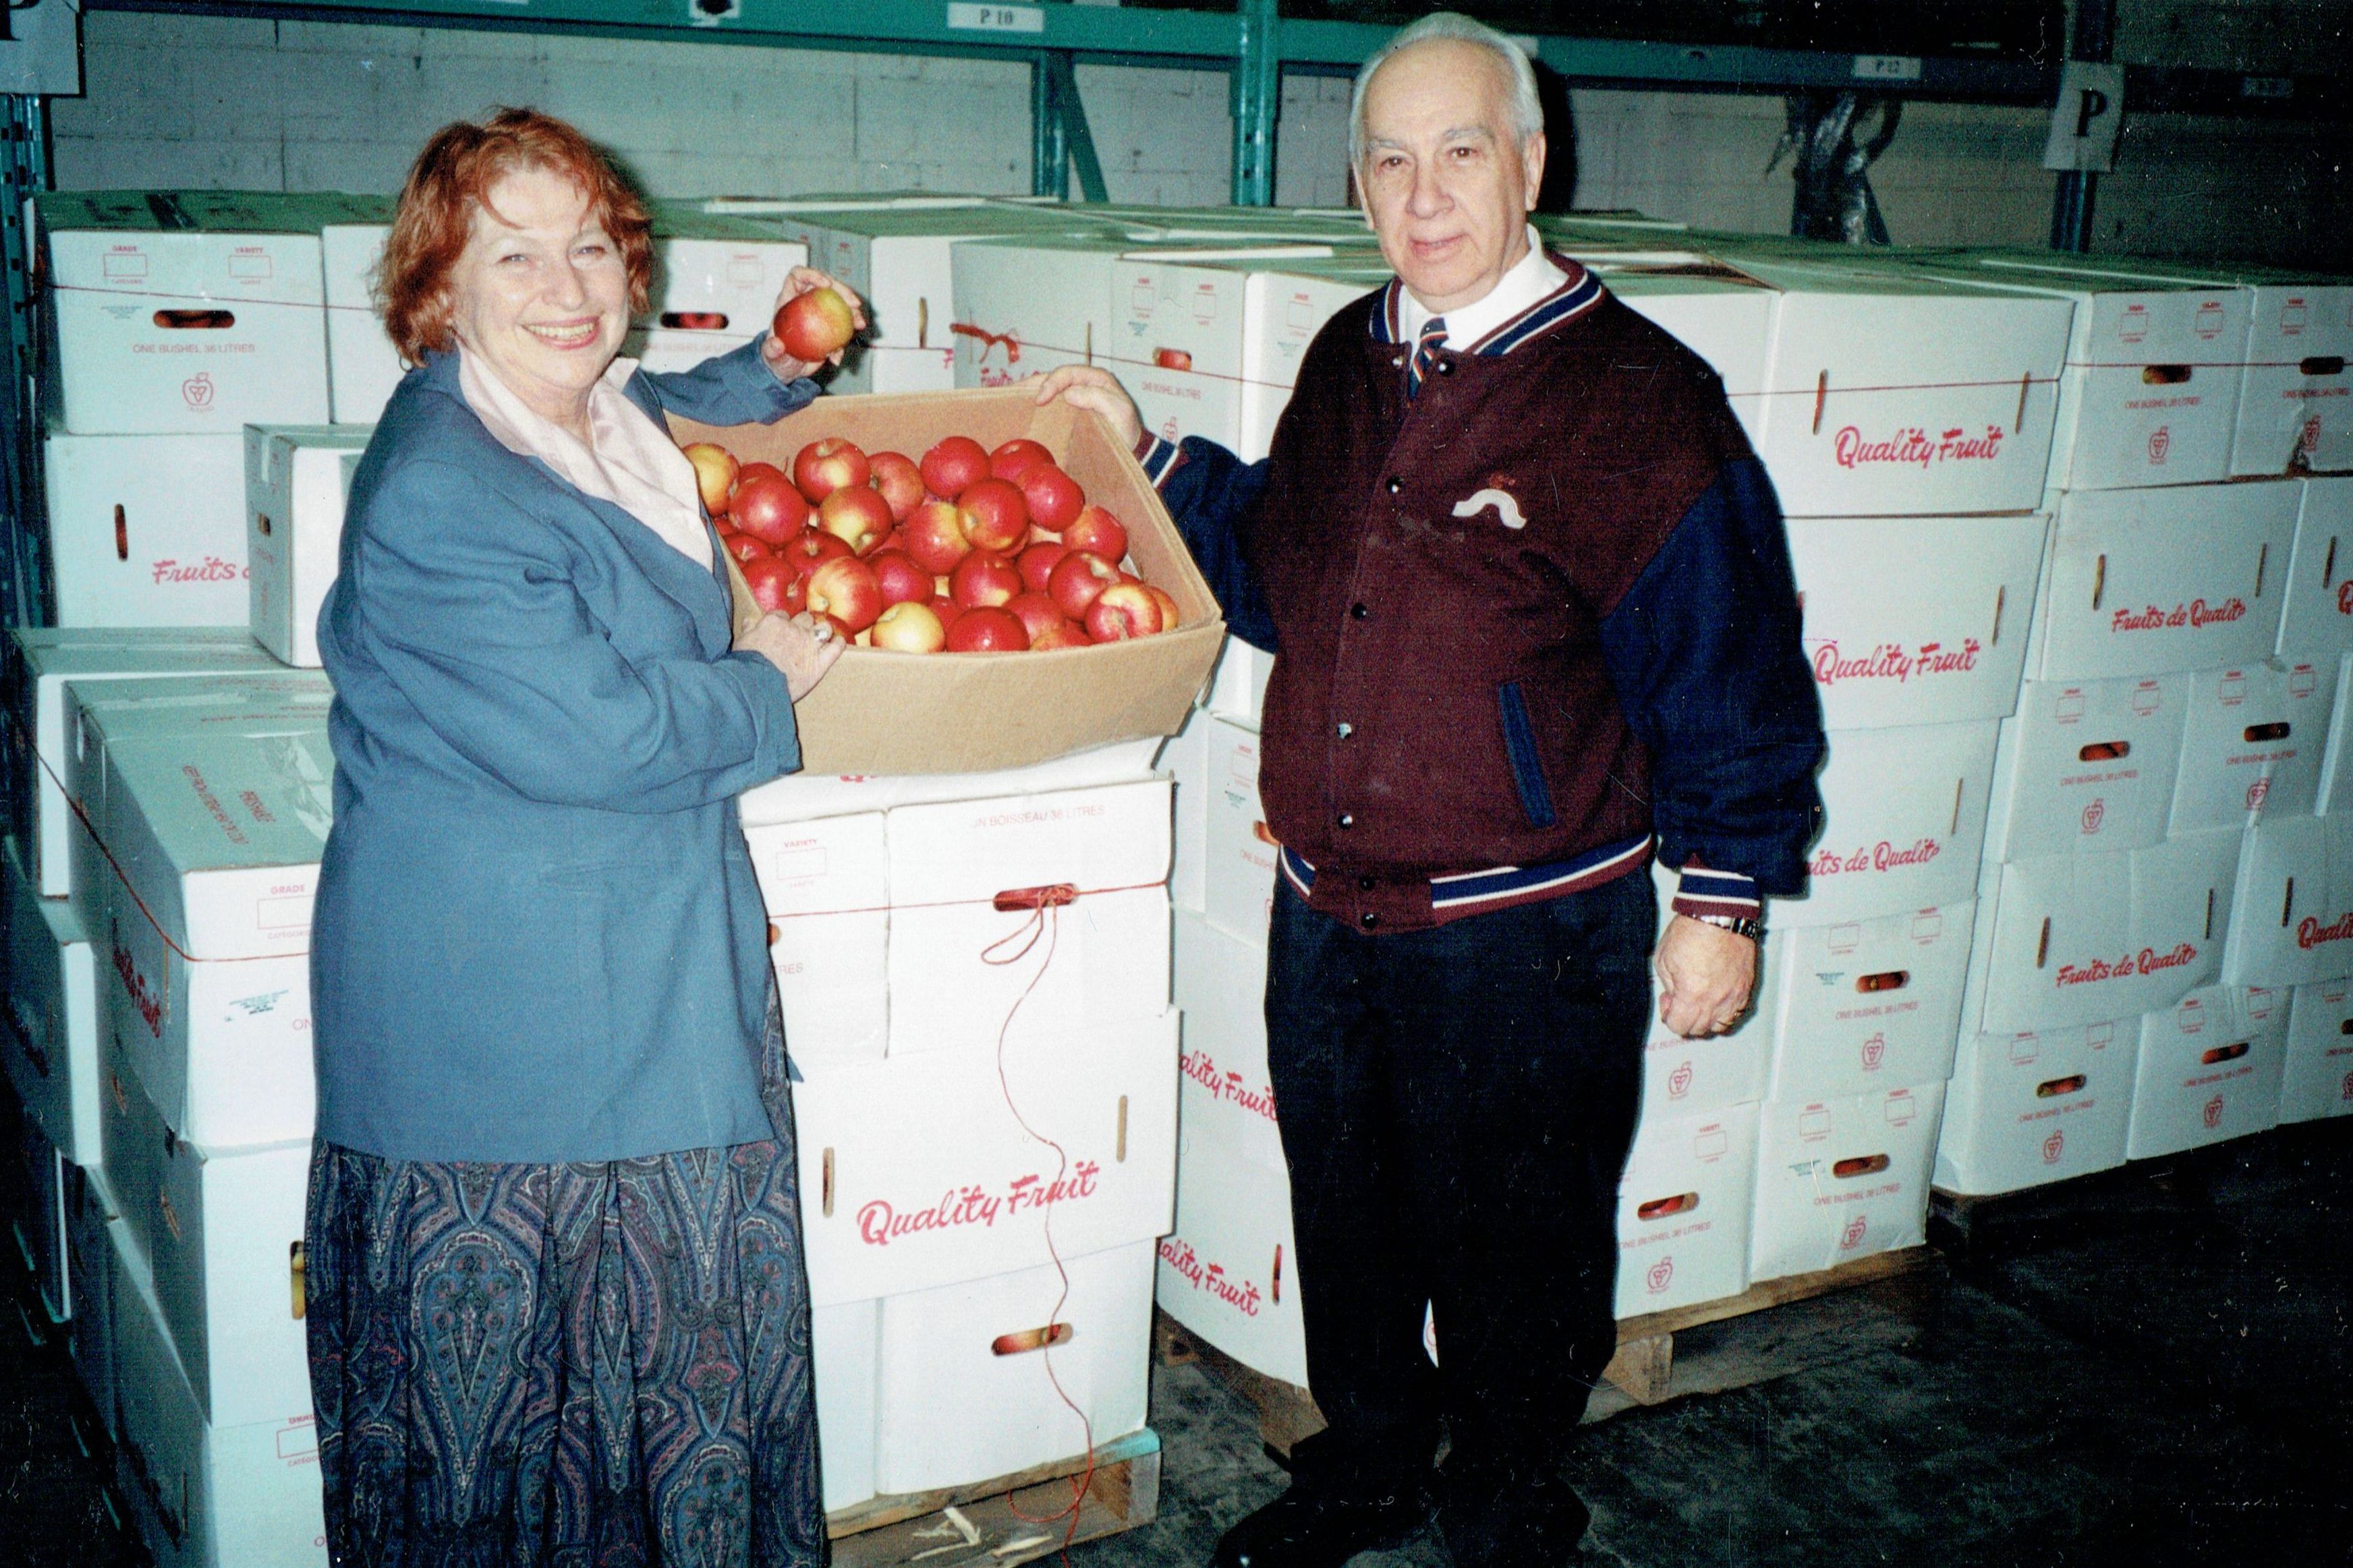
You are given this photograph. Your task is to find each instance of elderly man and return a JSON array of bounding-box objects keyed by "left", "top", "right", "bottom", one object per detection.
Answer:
[{"left": 1042, "top": 13, "right": 1822, "bottom": 1566}]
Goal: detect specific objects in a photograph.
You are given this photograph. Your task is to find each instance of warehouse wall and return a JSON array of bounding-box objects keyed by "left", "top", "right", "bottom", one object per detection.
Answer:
[{"left": 43, "top": 7, "right": 2350, "bottom": 268}]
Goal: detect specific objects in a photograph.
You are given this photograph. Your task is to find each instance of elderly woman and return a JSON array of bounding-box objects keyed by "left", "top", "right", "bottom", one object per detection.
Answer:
[{"left": 306, "top": 108, "right": 855, "bottom": 1567}]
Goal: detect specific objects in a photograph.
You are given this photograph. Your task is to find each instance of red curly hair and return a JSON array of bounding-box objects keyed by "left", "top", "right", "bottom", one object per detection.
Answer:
[{"left": 376, "top": 107, "right": 654, "bottom": 364}]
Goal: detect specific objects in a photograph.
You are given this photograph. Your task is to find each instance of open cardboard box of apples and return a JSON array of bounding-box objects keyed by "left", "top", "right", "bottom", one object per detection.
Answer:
[{"left": 671, "top": 386, "right": 1224, "bottom": 775}]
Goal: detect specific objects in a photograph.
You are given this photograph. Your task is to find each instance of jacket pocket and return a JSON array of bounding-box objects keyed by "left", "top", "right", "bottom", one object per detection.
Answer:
[{"left": 1496, "top": 680, "right": 1558, "bottom": 830}]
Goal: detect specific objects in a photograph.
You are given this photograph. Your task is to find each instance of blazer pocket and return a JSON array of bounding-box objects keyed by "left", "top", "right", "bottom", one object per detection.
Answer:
[{"left": 1496, "top": 680, "right": 1558, "bottom": 830}]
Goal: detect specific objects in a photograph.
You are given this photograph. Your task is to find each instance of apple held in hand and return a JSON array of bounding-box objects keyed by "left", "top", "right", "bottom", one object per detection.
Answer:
[
  {"left": 681, "top": 442, "right": 739, "bottom": 515},
  {"left": 958, "top": 477, "right": 1029, "bottom": 554},
  {"left": 871, "top": 600, "right": 946, "bottom": 654},
  {"left": 731, "top": 470, "right": 811, "bottom": 544},
  {"left": 805, "top": 554, "right": 882, "bottom": 633},
  {"left": 920, "top": 435, "right": 990, "bottom": 498},
  {"left": 945, "top": 605, "right": 1029, "bottom": 653},
  {"left": 870, "top": 451, "right": 925, "bottom": 522},
  {"left": 817, "top": 485, "right": 892, "bottom": 555},
  {"left": 774, "top": 285, "right": 857, "bottom": 362}
]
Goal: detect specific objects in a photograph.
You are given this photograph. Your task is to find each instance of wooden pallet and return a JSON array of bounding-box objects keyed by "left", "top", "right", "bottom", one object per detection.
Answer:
[
  {"left": 1158, "top": 1246, "right": 1942, "bottom": 1455},
  {"left": 824, "top": 1426, "right": 1160, "bottom": 1567}
]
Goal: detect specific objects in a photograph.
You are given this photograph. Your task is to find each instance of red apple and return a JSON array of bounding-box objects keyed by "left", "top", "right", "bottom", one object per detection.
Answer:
[
  {"left": 1019, "top": 465, "right": 1085, "bottom": 531},
  {"left": 779, "top": 528, "right": 853, "bottom": 578},
  {"left": 945, "top": 605, "right": 1029, "bottom": 653},
  {"left": 870, "top": 451, "right": 925, "bottom": 521},
  {"left": 731, "top": 471, "right": 811, "bottom": 544},
  {"left": 958, "top": 477, "right": 1029, "bottom": 554},
  {"left": 816, "top": 612, "right": 854, "bottom": 641},
  {"left": 739, "top": 552, "right": 796, "bottom": 613},
  {"left": 793, "top": 438, "right": 870, "bottom": 502},
  {"left": 681, "top": 442, "right": 739, "bottom": 515},
  {"left": 866, "top": 550, "right": 933, "bottom": 607},
  {"left": 805, "top": 555, "right": 882, "bottom": 634},
  {"left": 919, "top": 435, "right": 990, "bottom": 498},
  {"left": 1048, "top": 550, "right": 1121, "bottom": 620},
  {"left": 951, "top": 551, "right": 1023, "bottom": 609},
  {"left": 1017, "top": 540, "right": 1066, "bottom": 593},
  {"left": 930, "top": 593, "right": 959, "bottom": 627},
  {"left": 1086, "top": 580, "right": 1164, "bottom": 641},
  {"left": 1146, "top": 585, "right": 1183, "bottom": 631},
  {"left": 1029, "top": 618, "right": 1093, "bottom": 651},
  {"left": 816, "top": 485, "right": 892, "bottom": 555},
  {"left": 870, "top": 600, "right": 946, "bottom": 654},
  {"left": 901, "top": 498, "right": 973, "bottom": 576},
  {"left": 1062, "top": 505, "right": 1128, "bottom": 562},
  {"left": 773, "top": 285, "right": 857, "bottom": 361},
  {"left": 989, "top": 437, "right": 1054, "bottom": 482},
  {"left": 779, "top": 574, "right": 809, "bottom": 615},
  {"left": 725, "top": 532, "right": 774, "bottom": 565},
  {"left": 1004, "top": 591, "right": 1070, "bottom": 643}
]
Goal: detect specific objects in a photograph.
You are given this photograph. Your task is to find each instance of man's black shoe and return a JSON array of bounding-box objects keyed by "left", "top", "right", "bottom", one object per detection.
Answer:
[
  {"left": 1434, "top": 1466, "right": 1591, "bottom": 1568},
  {"left": 1212, "top": 1480, "right": 1429, "bottom": 1568}
]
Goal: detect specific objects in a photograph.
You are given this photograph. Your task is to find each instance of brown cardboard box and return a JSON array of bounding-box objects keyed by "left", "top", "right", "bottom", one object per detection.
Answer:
[{"left": 673, "top": 386, "right": 1222, "bottom": 774}]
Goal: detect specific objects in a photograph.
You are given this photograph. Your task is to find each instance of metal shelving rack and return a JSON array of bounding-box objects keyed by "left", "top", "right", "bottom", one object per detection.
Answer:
[{"left": 1, "top": 0, "right": 2344, "bottom": 623}]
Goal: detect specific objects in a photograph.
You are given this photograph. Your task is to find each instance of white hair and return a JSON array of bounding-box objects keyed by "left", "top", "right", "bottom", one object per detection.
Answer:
[{"left": 1347, "top": 12, "right": 1543, "bottom": 172}]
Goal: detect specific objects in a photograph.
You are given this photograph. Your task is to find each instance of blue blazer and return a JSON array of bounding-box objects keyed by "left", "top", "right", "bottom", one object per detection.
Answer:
[{"left": 312, "top": 338, "right": 817, "bottom": 1163}]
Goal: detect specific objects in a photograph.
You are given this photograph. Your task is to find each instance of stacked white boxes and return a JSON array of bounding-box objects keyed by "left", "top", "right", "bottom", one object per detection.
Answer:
[
  {"left": 33, "top": 193, "right": 352, "bottom": 627},
  {"left": 244, "top": 426, "right": 369, "bottom": 669},
  {"left": 737, "top": 741, "right": 1176, "bottom": 1510}
]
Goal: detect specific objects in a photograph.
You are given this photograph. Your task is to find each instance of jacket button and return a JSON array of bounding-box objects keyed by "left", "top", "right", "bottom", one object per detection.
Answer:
[
  {"left": 1436, "top": 359, "right": 1453, "bottom": 375},
  {"left": 1359, "top": 911, "right": 1380, "bottom": 929},
  {"left": 1357, "top": 875, "right": 1376, "bottom": 892},
  {"left": 1350, "top": 602, "right": 1368, "bottom": 620},
  {"left": 1336, "top": 721, "right": 1354, "bottom": 738},
  {"left": 1336, "top": 812, "right": 1354, "bottom": 829},
  {"left": 1386, "top": 476, "right": 1402, "bottom": 494}
]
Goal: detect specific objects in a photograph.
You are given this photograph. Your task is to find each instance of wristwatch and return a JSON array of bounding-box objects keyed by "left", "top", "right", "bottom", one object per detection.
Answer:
[{"left": 1689, "top": 912, "right": 1765, "bottom": 942}]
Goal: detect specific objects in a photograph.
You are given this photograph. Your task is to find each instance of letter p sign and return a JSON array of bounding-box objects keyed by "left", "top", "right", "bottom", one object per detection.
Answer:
[{"left": 2043, "top": 61, "right": 2126, "bottom": 173}]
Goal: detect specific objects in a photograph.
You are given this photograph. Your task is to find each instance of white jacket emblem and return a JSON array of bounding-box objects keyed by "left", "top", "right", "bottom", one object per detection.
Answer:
[{"left": 1452, "top": 488, "right": 1527, "bottom": 530}]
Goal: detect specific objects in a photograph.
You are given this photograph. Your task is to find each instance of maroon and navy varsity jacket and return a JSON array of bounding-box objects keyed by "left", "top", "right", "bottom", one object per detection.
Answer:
[{"left": 1140, "top": 258, "right": 1825, "bottom": 934}]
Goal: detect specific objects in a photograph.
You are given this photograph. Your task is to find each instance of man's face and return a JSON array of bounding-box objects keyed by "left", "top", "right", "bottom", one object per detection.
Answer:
[{"left": 1355, "top": 39, "right": 1546, "bottom": 314}]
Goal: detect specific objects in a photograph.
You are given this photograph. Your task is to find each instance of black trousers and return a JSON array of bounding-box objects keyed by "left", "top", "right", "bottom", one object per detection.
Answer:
[{"left": 1264, "top": 869, "right": 1652, "bottom": 1492}]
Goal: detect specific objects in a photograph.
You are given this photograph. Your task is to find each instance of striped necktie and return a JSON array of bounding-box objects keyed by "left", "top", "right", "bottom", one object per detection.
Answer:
[{"left": 1408, "top": 316, "right": 1448, "bottom": 398}]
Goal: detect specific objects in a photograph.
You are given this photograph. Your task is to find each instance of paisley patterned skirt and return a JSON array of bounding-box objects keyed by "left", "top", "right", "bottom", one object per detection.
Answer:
[{"left": 303, "top": 1005, "right": 825, "bottom": 1568}]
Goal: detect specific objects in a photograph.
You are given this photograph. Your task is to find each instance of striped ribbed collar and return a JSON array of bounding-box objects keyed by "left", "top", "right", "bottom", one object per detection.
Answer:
[{"left": 1371, "top": 251, "right": 1604, "bottom": 356}]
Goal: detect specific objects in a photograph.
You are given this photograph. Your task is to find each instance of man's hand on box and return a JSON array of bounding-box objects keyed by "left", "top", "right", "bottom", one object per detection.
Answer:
[
  {"left": 738, "top": 610, "right": 844, "bottom": 701},
  {"left": 1031, "top": 365, "right": 1144, "bottom": 453},
  {"left": 762, "top": 267, "right": 870, "bottom": 384},
  {"left": 1655, "top": 914, "right": 1757, "bottom": 1040}
]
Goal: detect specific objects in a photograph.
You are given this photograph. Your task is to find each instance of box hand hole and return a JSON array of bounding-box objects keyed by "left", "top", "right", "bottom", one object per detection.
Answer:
[
  {"left": 659, "top": 312, "right": 728, "bottom": 330},
  {"left": 2079, "top": 740, "right": 2130, "bottom": 762},
  {"left": 992, "top": 1323, "right": 1074, "bottom": 1356},
  {"left": 1637, "top": 1192, "right": 1699, "bottom": 1221},
  {"left": 1832, "top": 1153, "right": 1891, "bottom": 1179},
  {"left": 2035, "top": 1074, "right": 2087, "bottom": 1098},
  {"left": 1856, "top": 969, "right": 1908, "bottom": 994},
  {"left": 2200, "top": 1041, "right": 2250, "bottom": 1066},
  {"left": 152, "top": 308, "right": 232, "bottom": 329},
  {"left": 2140, "top": 364, "right": 2192, "bottom": 385},
  {"left": 2243, "top": 722, "right": 2289, "bottom": 743},
  {"left": 2300, "top": 355, "right": 2346, "bottom": 377}
]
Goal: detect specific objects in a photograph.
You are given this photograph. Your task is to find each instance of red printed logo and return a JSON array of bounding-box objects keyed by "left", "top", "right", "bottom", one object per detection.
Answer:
[
  {"left": 2082, "top": 799, "right": 2107, "bottom": 836},
  {"left": 2147, "top": 425, "right": 2171, "bottom": 465},
  {"left": 181, "top": 372, "right": 215, "bottom": 411},
  {"left": 2202, "top": 1095, "right": 2225, "bottom": 1130},
  {"left": 1668, "top": 1061, "right": 1695, "bottom": 1100},
  {"left": 2296, "top": 912, "right": 2353, "bottom": 951},
  {"left": 1838, "top": 1215, "right": 1868, "bottom": 1252},
  {"left": 1647, "top": 1257, "right": 1675, "bottom": 1294},
  {"left": 2118, "top": 304, "right": 2149, "bottom": 344},
  {"left": 2339, "top": 1070, "right": 2353, "bottom": 1103},
  {"left": 2246, "top": 778, "right": 2271, "bottom": 812},
  {"left": 2337, "top": 581, "right": 2353, "bottom": 616},
  {"left": 2042, "top": 1130, "right": 2066, "bottom": 1165},
  {"left": 2304, "top": 417, "right": 2325, "bottom": 454},
  {"left": 2194, "top": 301, "right": 2226, "bottom": 340},
  {"left": 1833, "top": 425, "right": 2006, "bottom": 473},
  {"left": 1860, "top": 1035, "right": 1886, "bottom": 1072}
]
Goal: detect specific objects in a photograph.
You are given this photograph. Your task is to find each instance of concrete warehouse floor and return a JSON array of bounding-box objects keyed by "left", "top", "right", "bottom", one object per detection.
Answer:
[{"left": 2, "top": 1109, "right": 2348, "bottom": 1568}]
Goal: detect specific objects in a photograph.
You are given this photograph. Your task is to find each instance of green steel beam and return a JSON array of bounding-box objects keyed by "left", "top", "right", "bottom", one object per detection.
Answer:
[
  {"left": 1228, "top": 0, "right": 1278, "bottom": 206},
  {"left": 1043, "top": 50, "right": 1108, "bottom": 204},
  {"left": 1030, "top": 51, "right": 1067, "bottom": 199},
  {"left": 1, "top": 94, "right": 49, "bottom": 627}
]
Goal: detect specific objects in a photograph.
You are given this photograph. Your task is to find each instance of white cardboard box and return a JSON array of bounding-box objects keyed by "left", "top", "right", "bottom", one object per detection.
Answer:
[
  {"left": 951, "top": 235, "right": 1108, "bottom": 393},
  {"left": 2169, "top": 658, "right": 2335, "bottom": 833},
  {"left": 2281, "top": 477, "right": 2353, "bottom": 662},
  {"left": 1740, "top": 261, "right": 2073, "bottom": 517},
  {"left": 245, "top": 425, "right": 368, "bottom": 669},
  {"left": 15, "top": 1114, "right": 70, "bottom": 1321},
  {"left": 1614, "top": 1101, "right": 1759, "bottom": 1318},
  {"left": 109, "top": 1223, "right": 325, "bottom": 1568},
  {"left": 2279, "top": 977, "right": 2353, "bottom": 1123},
  {"left": 67, "top": 1163, "right": 123, "bottom": 1439},
  {"left": 2026, "top": 481, "right": 2300, "bottom": 683},
  {"left": 737, "top": 736, "right": 1160, "bottom": 827},
  {"left": 1785, "top": 512, "right": 2047, "bottom": 730},
  {"left": 4, "top": 628, "right": 281, "bottom": 898},
  {"left": 1201, "top": 716, "right": 1275, "bottom": 945},
  {"left": 1643, "top": 865, "right": 1772, "bottom": 1117},
  {"left": 2126, "top": 983, "right": 2289, "bottom": 1158},
  {"left": 42, "top": 432, "right": 250, "bottom": 627},
  {"left": 1973, "top": 828, "right": 2241, "bottom": 1035},
  {"left": 2323, "top": 653, "right": 2353, "bottom": 815},
  {"left": 625, "top": 227, "right": 811, "bottom": 374},
  {"left": 102, "top": 1027, "right": 310, "bottom": 1428},
  {"left": 320, "top": 223, "right": 403, "bottom": 425},
  {"left": 1749, "top": 1081, "right": 1946, "bottom": 1283},
  {"left": 749, "top": 810, "right": 888, "bottom": 1064},
  {"left": 1173, "top": 909, "right": 1281, "bottom": 1171},
  {"left": 793, "top": 1011, "right": 1176, "bottom": 1306},
  {"left": 4, "top": 836, "right": 101, "bottom": 1167},
  {"left": 2229, "top": 281, "right": 2353, "bottom": 477},
  {"left": 1934, "top": 1017, "right": 2138, "bottom": 1196},
  {"left": 811, "top": 1300, "right": 879, "bottom": 1513},
  {"left": 93, "top": 726, "right": 331, "bottom": 1146},
  {"left": 1987, "top": 676, "right": 2190, "bottom": 862},
  {"left": 40, "top": 219, "right": 329, "bottom": 435},
  {"left": 1160, "top": 706, "right": 1214, "bottom": 914},
  {"left": 1158, "top": 1122, "right": 1307, "bottom": 1387},
  {"left": 1204, "top": 636, "right": 1275, "bottom": 730},
  {"left": 1596, "top": 263, "right": 1779, "bottom": 443},
  {"left": 872, "top": 1240, "right": 1155, "bottom": 1495},
  {"left": 1764, "top": 901, "right": 1973, "bottom": 1103},
  {"left": 2226, "top": 812, "right": 2353, "bottom": 988},
  {"left": 1774, "top": 720, "right": 2000, "bottom": 928}
]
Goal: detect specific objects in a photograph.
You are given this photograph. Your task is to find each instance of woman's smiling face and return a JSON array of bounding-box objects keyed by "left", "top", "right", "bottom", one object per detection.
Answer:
[{"left": 447, "top": 162, "right": 630, "bottom": 427}]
